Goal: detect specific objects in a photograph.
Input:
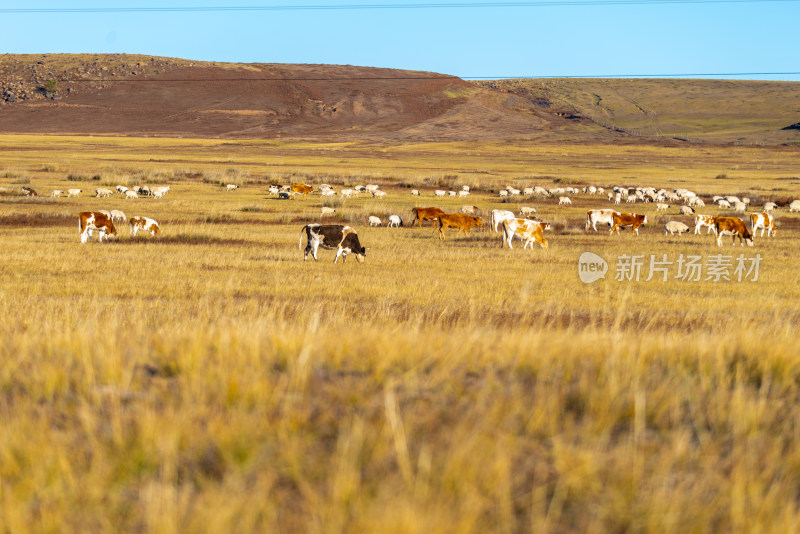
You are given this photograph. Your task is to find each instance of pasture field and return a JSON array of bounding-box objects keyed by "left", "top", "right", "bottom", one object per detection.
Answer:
[{"left": 1, "top": 134, "right": 800, "bottom": 533}]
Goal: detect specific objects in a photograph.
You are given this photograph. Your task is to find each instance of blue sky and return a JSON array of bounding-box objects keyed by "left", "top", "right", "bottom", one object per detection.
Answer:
[{"left": 1, "top": 1, "right": 798, "bottom": 80}]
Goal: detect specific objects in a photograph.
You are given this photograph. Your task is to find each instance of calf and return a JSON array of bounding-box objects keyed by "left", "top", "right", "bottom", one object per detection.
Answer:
[
  {"left": 129, "top": 216, "right": 160, "bottom": 237},
  {"left": 437, "top": 213, "right": 482, "bottom": 239},
  {"left": 299, "top": 224, "right": 366, "bottom": 263},
  {"left": 79, "top": 211, "right": 117, "bottom": 243},
  {"left": 609, "top": 213, "right": 648, "bottom": 236},
  {"left": 715, "top": 216, "right": 753, "bottom": 247}
]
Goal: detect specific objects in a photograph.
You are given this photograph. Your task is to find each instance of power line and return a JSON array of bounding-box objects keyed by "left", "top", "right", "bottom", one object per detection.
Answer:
[
  {"left": 45, "top": 72, "right": 800, "bottom": 81},
  {"left": 464, "top": 71, "right": 800, "bottom": 78},
  {"left": 1, "top": 0, "right": 798, "bottom": 13}
]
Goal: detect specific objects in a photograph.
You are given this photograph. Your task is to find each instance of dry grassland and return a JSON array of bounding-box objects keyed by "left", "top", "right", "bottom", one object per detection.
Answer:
[{"left": 1, "top": 135, "right": 800, "bottom": 533}]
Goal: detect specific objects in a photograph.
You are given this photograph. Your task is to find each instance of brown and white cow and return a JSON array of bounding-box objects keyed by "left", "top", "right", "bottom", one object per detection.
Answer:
[
  {"left": 129, "top": 216, "right": 160, "bottom": 237},
  {"left": 299, "top": 223, "right": 366, "bottom": 263},
  {"left": 609, "top": 213, "right": 648, "bottom": 235},
  {"left": 715, "top": 216, "right": 753, "bottom": 247},
  {"left": 291, "top": 184, "right": 313, "bottom": 198},
  {"left": 694, "top": 214, "right": 718, "bottom": 235},
  {"left": 410, "top": 207, "right": 445, "bottom": 227},
  {"left": 586, "top": 209, "right": 618, "bottom": 231},
  {"left": 749, "top": 212, "right": 776, "bottom": 238},
  {"left": 501, "top": 218, "right": 549, "bottom": 249},
  {"left": 79, "top": 211, "right": 117, "bottom": 243}
]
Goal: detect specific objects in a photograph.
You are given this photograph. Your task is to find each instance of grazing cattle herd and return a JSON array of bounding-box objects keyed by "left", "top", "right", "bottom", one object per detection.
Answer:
[{"left": 5, "top": 179, "right": 797, "bottom": 264}]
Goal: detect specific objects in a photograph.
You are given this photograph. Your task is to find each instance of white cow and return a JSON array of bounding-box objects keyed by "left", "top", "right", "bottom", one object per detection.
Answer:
[
  {"left": 585, "top": 209, "right": 618, "bottom": 231},
  {"left": 491, "top": 209, "right": 516, "bottom": 233},
  {"left": 388, "top": 215, "right": 403, "bottom": 227},
  {"left": 368, "top": 216, "right": 382, "bottom": 227}
]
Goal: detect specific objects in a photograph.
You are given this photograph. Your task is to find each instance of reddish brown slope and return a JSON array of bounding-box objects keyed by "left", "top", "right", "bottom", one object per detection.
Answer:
[{"left": 1, "top": 55, "right": 574, "bottom": 140}]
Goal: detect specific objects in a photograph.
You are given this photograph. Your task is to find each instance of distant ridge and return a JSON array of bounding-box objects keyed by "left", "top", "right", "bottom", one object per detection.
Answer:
[{"left": 1, "top": 54, "right": 798, "bottom": 145}]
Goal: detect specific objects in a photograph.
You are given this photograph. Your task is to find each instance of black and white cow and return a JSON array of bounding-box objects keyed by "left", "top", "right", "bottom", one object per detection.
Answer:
[{"left": 299, "top": 224, "right": 367, "bottom": 263}]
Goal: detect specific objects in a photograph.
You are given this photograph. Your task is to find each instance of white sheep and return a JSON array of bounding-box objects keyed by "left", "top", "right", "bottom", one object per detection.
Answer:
[{"left": 664, "top": 221, "right": 690, "bottom": 235}]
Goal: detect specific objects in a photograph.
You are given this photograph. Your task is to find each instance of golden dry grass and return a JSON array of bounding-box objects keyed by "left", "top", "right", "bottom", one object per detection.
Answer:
[{"left": 1, "top": 135, "right": 799, "bottom": 533}]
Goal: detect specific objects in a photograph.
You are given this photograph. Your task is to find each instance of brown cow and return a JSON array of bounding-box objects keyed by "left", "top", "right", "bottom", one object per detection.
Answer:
[
  {"left": 411, "top": 207, "right": 445, "bottom": 227},
  {"left": 437, "top": 213, "right": 482, "bottom": 240},
  {"left": 609, "top": 212, "right": 648, "bottom": 235},
  {"left": 291, "top": 184, "right": 313, "bottom": 199},
  {"left": 715, "top": 216, "right": 753, "bottom": 246}
]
